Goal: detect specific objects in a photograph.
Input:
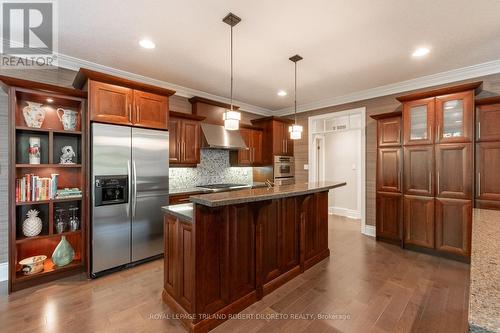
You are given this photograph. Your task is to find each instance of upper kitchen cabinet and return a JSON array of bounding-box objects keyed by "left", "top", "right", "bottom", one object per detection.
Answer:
[
  {"left": 435, "top": 91, "right": 474, "bottom": 143},
  {"left": 168, "top": 111, "right": 205, "bottom": 167},
  {"left": 73, "top": 68, "right": 175, "bottom": 130},
  {"left": 397, "top": 81, "right": 482, "bottom": 146},
  {"left": 230, "top": 126, "right": 263, "bottom": 166},
  {"left": 251, "top": 117, "right": 295, "bottom": 164},
  {"left": 377, "top": 114, "right": 402, "bottom": 147},
  {"left": 402, "top": 97, "right": 435, "bottom": 145},
  {"left": 476, "top": 97, "right": 500, "bottom": 142},
  {"left": 89, "top": 81, "right": 133, "bottom": 125},
  {"left": 133, "top": 90, "right": 169, "bottom": 129}
]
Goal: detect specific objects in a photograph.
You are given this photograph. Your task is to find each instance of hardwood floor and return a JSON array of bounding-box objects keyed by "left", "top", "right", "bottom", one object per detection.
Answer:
[{"left": 0, "top": 215, "right": 470, "bottom": 333}]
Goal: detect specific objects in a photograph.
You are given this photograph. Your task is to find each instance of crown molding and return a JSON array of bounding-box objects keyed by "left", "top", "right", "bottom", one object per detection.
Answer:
[
  {"left": 55, "top": 52, "right": 273, "bottom": 116},
  {"left": 274, "top": 59, "right": 500, "bottom": 116}
]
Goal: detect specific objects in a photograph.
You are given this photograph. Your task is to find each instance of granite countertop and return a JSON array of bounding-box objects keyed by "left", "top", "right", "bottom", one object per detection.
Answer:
[
  {"left": 162, "top": 203, "right": 193, "bottom": 222},
  {"left": 189, "top": 181, "right": 346, "bottom": 207},
  {"left": 169, "top": 187, "right": 210, "bottom": 196},
  {"left": 469, "top": 209, "right": 500, "bottom": 333}
]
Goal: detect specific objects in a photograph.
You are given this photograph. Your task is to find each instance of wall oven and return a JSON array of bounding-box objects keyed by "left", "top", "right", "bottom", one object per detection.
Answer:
[{"left": 274, "top": 156, "right": 295, "bottom": 185}]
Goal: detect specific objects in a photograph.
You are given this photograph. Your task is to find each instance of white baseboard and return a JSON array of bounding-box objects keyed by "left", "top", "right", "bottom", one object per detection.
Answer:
[
  {"left": 329, "top": 206, "right": 361, "bottom": 219},
  {"left": 0, "top": 262, "right": 8, "bottom": 282},
  {"left": 362, "top": 225, "right": 376, "bottom": 237}
]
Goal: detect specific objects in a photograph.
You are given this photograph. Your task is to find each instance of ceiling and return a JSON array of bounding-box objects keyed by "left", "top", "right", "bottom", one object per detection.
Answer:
[{"left": 58, "top": 0, "right": 500, "bottom": 113}]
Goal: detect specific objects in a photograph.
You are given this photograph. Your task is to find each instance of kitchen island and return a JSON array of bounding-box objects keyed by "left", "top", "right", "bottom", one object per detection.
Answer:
[{"left": 161, "top": 181, "right": 346, "bottom": 333}]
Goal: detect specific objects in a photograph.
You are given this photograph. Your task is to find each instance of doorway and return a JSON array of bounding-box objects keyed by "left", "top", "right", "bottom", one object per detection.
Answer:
[{"left": 308, "top": 107, "right": 368, "bottom": 235}]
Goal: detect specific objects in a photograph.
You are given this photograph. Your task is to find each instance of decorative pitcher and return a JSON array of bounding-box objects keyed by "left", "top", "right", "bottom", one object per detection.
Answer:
[
  {"left": 57, "top": 108, "right": 78, "bottom": 131},
  {"left": 51, "top": 236, "right": 75, "bottom": 267},
  {"left": 22, "top": 102, "right": 45, "bottom": 128}
]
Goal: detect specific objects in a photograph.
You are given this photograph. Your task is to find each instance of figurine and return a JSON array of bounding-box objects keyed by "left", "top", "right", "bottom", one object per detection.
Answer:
[{"left": 60, "top": 145, "right": 76, "bottom": 164}]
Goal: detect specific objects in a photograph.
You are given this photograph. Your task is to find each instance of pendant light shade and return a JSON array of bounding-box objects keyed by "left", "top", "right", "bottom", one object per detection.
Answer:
[
  {"left": 289, "top": 54, "right": 303, "bottom": 140},
  {"left": 223, "top": 110, "right": 241, "bottom": 131},
  {"left": 223, "top": 13, "right": 241, "bottom": 131}
]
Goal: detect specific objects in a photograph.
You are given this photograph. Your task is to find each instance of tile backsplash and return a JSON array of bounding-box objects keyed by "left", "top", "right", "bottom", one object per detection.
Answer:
[{"left": 169, "top": 149, "right": 252, "bottom": 189}]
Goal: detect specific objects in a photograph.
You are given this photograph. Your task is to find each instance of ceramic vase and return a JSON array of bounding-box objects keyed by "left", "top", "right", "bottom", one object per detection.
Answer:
[
  {"left": 22, "top": 209, "right": 42, "bottom": 237},
  {"left": 51, "top": 236, "right": 75, "bottom": 267},
  {"left": 57, "top": 108, "right": 78, "bottom": 131},
  {"left": 28, "top": 137, "right": 41, "bottom": 164},
  {"left": 22, "top": 102, "right": 45, "bottom": 128}
]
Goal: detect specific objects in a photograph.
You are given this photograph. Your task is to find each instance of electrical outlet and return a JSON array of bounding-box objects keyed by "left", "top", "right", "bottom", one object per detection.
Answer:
[{"left": 304, "top": 164, "right": 309, "bottom": 170}]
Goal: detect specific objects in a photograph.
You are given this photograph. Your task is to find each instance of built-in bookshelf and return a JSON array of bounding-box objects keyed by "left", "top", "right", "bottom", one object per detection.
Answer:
[{"left": 0, "top": 75, "right": 87, "bottom": 292}]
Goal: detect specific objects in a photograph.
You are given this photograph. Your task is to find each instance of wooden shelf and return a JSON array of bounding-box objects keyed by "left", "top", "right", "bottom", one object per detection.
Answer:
[
  {"left": 16, "top": 197, "right": 82, "bottom": 206},
  {"left": 15, "top": 259, "right": 83, "bottom": 282},
  {"left": 16, "top": 164, "right": 82, "bottom": 168},
  {"left": 15, "top": 126, "right": 82, "bottom": 135},
  {"left": 16, "top": 230, "right": 82, "bottom": 244}
]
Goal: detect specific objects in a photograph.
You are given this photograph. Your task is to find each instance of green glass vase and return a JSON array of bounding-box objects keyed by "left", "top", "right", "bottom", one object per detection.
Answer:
[{"left": 51, "top": 236, "right": 75, "bottom": 267}]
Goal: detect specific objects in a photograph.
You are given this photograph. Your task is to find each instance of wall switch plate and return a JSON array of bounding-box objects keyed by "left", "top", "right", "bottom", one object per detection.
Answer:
[{"left": 304, "top": 164, "right": 309, "bottom": 170}]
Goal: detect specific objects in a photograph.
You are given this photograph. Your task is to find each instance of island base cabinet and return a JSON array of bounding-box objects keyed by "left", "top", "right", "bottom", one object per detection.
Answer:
[
  {"left": 435, "top": 198, "right": 472, "bottom": 257},
  {"left": 163, "top": 191, "right": 331, "bottom": 333}
]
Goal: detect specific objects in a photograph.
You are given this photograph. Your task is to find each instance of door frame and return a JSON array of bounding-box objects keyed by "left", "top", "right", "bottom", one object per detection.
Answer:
[{"left": 307, "top": 107, "right": 368, "bottom": 236}]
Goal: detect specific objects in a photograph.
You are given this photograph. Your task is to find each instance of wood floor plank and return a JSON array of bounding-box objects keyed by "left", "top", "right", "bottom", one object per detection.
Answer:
[{"left": 0, "top": 215, "right": 471, "bottom": 333}]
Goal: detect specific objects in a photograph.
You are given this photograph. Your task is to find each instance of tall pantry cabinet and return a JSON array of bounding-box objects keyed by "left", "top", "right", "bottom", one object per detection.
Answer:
[{"left": 374, "top": 82, "right": 482, "bottom": 261}]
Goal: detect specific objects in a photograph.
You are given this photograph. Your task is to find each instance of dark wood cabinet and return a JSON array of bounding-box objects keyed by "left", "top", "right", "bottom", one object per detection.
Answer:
[
  {"left": 280, "top": 197, "right": 300, "bottom": 272},
  {"left": 378, "top": 116, "right": 402, "bottom": 147},
  {"left": 299, "top": 192, "right": 329, "bottom": 269},
  {"left": 182, "top": 120, "right": 201, "bottom": 165},
  {"left": 435, "top": 198, "right": 471, "bottom": 257},
  {"left": 230, "top": 128, "right": 264, "bottom": 166},
  {"left": 133, "top": 90, "right": 169, "bottom": 129},
  {"left": 251, "top": 117, "right": 295, "bottom": 164},
  {"left": 377, "top": 147, "right": 402, "bottom": 192},
  {"left": 476, "top": 142, "right": 500, "bottom": 201},
  {"left": 164, "top": 214, "right": 194, "bottom": 312},
  {"left": 435, "top": 143, "right": 472, "bottom": 199},
  {"left": 404, "top": 145, "right": 434, "bottom": 196},
  {"left": 376, "top": 192, "right": 402, "bottom": 242},
  {"left": 477, "top": 101, "right": 500, "bottom": 142},
  {"left": 404, "top": 195, "right": 435, "bottom": 249},
  {"left": 89, "top": 81, "right": 170, "bottom": 129},
  {"left": 169, "top": 113, "right": 203, "bottom": 167},
  {"left": 435, "top": 91, "right": 473, "bottom": 143},
  {"left": 258, "top": 200, "right": 281, "bottom": 284},
  {"left": 227, "top": 204, "right": 256, "bottom": 302},
  {"left": 75, "top": 68, "right": 174, "bottom": 130},
  {"left": 403, "top": 97, "right": 435, "bottom": 145},
  {"left": 168, "top": 118, "right": 182, "bottom": 163},
  {"left": 89, "top": 81, "right": 133, "bottom": 125}
]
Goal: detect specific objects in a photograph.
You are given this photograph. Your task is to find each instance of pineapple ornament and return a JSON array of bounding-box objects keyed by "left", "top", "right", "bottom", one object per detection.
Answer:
[{"left": 22, "top": 209, "right": 43, "bottom": 237}]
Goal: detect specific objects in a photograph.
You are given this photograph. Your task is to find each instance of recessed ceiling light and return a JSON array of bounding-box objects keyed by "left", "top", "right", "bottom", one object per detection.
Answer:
[
  {"left": 139, "top": 39, "right": 156, "bottom": 49},
  {"left": 277, "top": 90, "right": 287, "bottom": 97},
  {"left": 46, "top": 98, "right": 54, "bottom": 103},
  {"left": 412, "top": 47, "right": 430, "bottom": 58}
]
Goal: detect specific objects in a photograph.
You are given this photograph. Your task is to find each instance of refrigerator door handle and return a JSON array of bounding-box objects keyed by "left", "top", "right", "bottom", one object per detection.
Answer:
[
  {"left": 127, "top": 160, "right": 131, "bottom": 217},
  {"left": 132, "top": 160, "right": 137, "bottom": 218}
]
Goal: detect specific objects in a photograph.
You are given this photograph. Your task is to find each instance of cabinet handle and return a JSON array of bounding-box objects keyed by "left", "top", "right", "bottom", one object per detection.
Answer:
[
  {"left": 429, "top": 172, "right": 432, "bottom": 194},
  {"left": 399, "top": 170, "right": 402, "bottom": 190},
  {"left": 286, "top": 140, "right": 288, "bottom": 153},
  {"left": 136, "top": 105, "right": 139, "bottom": 123},
  {"left": 478, "top": 172, "right": 481, "bottom": 196},
  {"left": 437, "top": 124, "right": 440, "bottom": 140},
  {"left": 282, "top": 140, "right": 285, "bottom": 153},
  {"left": 128, "top": 104, "right": 132, "bottom": 122},
  {"left": 478, "top": 122, "right": 481, "bottom": 139},
  {"left": 437, "top": 171, "right": 440, "bottom": 193}
]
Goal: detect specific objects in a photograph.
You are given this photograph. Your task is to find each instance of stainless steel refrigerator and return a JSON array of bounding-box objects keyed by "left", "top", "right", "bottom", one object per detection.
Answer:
[{"left": 91, "top": 123, "right": 168, "bottom": 276}]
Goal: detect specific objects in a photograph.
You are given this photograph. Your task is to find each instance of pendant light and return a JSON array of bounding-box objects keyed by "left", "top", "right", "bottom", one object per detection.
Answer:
[
  {"left": 289, "top": 54, "right": 303, "bottom": 140},
  {"left": 222, "top": 13, "right": 241, "bottom": 131}
]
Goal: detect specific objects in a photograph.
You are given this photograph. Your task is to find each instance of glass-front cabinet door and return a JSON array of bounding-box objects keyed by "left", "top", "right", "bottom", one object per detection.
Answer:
[
  {"left": 403, "top": 97, "right": 435, "bottom": 145},
  {"left": 435, "top": 91, "right": 473, "bottom": 143}
]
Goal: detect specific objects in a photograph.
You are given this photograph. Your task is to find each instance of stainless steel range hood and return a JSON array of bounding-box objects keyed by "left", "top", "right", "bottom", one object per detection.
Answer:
[{"left": 200, "top": 123, "right": 248, "bottom": 150}]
